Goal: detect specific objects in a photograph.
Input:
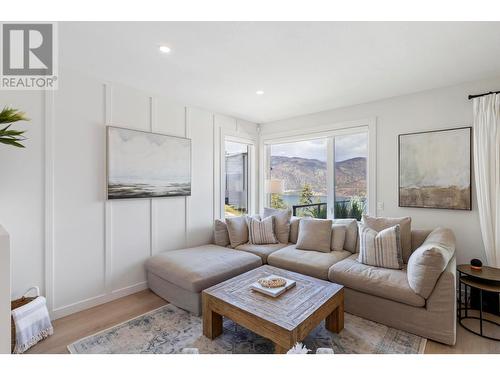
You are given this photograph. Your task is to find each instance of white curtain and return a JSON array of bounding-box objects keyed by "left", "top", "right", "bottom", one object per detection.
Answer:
[{"left": 473, "top": 93, "right": 500, "bottom": 267}]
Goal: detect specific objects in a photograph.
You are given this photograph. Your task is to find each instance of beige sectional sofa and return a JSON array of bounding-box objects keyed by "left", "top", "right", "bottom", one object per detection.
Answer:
[{"left": 145, "top": 216, "right": 457, "bottom": 345}]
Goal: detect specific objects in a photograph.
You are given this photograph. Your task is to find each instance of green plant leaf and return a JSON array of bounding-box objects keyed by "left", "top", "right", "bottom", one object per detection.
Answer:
[{"left": 0, "top": 138, "right": 25, "bottom": 148}]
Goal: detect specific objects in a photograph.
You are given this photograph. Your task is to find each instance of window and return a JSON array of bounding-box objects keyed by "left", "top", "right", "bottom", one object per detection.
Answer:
[
  {"left": 264, "top": 127, "right": 370, "bottom": 220},
  {"left": 269, "top": 139, "right": 327, "bottom": 218},
  {"left": 224, "top": 141, "right": 249, "bottom": 217},
  {"left": 334, "top": 132, "right": 368, "bottom": 220}
]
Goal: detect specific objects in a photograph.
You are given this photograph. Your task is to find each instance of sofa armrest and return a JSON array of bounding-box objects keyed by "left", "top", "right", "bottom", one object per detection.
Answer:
[
  {"left": 425, "top": 256, "right": 457, "bottom": 345},
  {"left": 407, "top": 227, "right": 456, "bottom": 299}
]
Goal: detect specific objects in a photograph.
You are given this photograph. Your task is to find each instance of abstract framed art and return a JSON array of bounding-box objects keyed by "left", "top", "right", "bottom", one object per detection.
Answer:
[
  {"left": 398, "top": 126, "right": 472, "bottom": 210},
  {"left": 107, "top": 126, "right": 191, "bottom": 199}
]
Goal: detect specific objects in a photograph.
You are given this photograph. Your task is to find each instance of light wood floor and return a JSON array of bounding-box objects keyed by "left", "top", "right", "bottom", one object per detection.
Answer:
[{"left": 26, "top": 289, "right": 500, "bottom": 354}]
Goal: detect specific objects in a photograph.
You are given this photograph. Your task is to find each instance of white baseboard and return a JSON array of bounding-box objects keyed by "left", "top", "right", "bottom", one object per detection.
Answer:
[{"left": 51, "top": 281, "right": 149, "bottom": 320}]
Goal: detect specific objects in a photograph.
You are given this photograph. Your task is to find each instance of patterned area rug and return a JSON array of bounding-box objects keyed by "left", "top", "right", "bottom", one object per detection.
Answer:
[{"left": 68, "top": 304, "right": 426, "bottom": 354}]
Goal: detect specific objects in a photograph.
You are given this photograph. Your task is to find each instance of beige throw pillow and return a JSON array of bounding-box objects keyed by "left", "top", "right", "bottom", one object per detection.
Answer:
[
  {"left": 296, "top": 219, "right": 333, "bottom": 253},
  {"left": 289, "top": 217, "right": 301, "bottom": 243},
  {"left": 263, "top": 208, "right": 291, "bottom": 244},
  {"left": 362, "top": 215, "right": 412, "bottom": 262},
  {"left": 358, "top": 223, "right": 403, "bottom": 269},
  {"left": 407, "top": 227, "right": 456, "bottom": 299},
  {"left": 247, "top": 216, "right": 278, "bottom": 245},
  {"left": 214, "top": 219, "right": 230, "bottom": 247},
  {"left": 331, "top": 224, "right": 347, "bottom": 251},
  {"left": 225, "top": 215, "right": 249, "bottom": 248},
  {"left": 332, "top": 219, "right": 358, "bottom": 253}
]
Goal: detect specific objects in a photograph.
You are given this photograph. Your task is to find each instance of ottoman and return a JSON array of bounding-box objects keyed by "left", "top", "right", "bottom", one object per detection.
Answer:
[{"left": 145, "top": 244, "right": 262, "bottom": 315}]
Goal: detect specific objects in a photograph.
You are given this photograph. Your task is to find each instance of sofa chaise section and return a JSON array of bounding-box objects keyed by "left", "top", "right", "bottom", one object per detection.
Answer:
[{"left": 145, "top": 244, "right": 262, "bottom": 315}]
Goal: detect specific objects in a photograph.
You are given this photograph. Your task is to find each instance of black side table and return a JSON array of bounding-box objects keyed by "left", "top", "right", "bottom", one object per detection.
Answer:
[{"left": 457, "top": 264, "right": 500, "bottom": 341}]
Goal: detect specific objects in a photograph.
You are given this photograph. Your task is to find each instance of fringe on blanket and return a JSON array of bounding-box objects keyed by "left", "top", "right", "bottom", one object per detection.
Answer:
[{"left": 13, "top": 326, "right": 54, "bottom": 354}]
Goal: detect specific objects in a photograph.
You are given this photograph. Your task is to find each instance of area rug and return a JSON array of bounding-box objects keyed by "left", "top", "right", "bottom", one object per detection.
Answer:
[{"left": 68, "top": 304, "right": 426, "bottom": 354}]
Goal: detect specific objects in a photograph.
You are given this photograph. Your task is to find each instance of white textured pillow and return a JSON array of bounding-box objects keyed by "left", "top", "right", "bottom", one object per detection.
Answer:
[
  {"left": 331, "top": 224, "right": 347, "bottom": 251},
  {"left": 214, "top": 219, "right": 230, "bottom": 247},
  {"left": 263, "top": 208, "right": 291, "bottom": 244},
  {"left": 225, "top": 216, "right": 249, "bottom": 248},
  {"left": 358, "top": 223, "right": 403, "bottom": 269},
  {"left": 296, "top": 219, "right": 333, "bottom": 253},
  {"left": 246, "top": 216, "right": 278, "bottom": 245}
]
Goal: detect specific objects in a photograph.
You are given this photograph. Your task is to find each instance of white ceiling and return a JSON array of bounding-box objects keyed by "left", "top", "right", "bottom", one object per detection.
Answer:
[{"left": 60, "top": 22, "right": 500, "bottom": 123}]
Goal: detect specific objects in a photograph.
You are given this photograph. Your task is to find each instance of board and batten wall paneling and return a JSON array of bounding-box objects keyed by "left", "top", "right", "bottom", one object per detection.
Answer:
[
  {"left": 153, "top": 98, "right": 188, "bottom": 254},
  {"left": 1, "top": 67, "right": 257, "bottom": 319},
  {"left": 52, "top": 71, "right": 106, "bottom": 311},
  {"left": 187, "top": 107, "right": 215, "bottom": 247}
]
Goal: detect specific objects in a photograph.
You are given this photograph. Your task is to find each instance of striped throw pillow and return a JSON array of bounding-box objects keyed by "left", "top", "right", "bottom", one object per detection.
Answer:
[
  {"left": 246, "top": 216, "right": 278, "bottom": 245},
  {"left": 358, "top": 223, "right": 403, "bottom": 269}
]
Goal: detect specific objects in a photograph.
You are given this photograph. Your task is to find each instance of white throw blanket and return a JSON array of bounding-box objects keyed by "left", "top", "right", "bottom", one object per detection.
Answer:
[{"left": 11, "top": 296, "right": 53, "bottom": 353}]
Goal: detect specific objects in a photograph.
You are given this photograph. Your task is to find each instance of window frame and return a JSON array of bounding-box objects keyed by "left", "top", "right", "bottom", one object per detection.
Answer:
[
  {"left": 219, "top": 132, "right": 257, "bottom": 219},
  {"left": 259, "top": 118, "right": 377, "bottom": 219}
]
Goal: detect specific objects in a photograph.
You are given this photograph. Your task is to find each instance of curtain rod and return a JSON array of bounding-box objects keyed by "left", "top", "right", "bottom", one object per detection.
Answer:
[{"left": 468, "top": 91, "right": 500, "bottom": 100}]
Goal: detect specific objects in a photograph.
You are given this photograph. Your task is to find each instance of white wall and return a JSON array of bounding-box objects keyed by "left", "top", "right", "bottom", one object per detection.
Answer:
[
  {"left": 0, "top": 226, "right": 10, "bottom": 353},
  {"left": 0, "top": 68, "right": 257, "bottom": 319},
  {"left": 261, "top": 76, "right": 500, "bottom": 265}
]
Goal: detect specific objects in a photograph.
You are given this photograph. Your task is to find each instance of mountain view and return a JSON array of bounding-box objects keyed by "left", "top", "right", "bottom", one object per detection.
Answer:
[{"left": 270, "top": 155, "right": 367, "bottom": 200}]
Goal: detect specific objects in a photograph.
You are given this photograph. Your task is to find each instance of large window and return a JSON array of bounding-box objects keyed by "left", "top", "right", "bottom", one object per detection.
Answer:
[
  {"left": 224, "top": 141, "right": 249, "bottom": 217},
  {"left": 334, "top": 133, "right": 368, "bottom": 220},
  {"left": 269, "top": 139, "right": 327, "bottom": 218},
  {"left": 265, "top": 129, "right": 369, "bottom": 220}
]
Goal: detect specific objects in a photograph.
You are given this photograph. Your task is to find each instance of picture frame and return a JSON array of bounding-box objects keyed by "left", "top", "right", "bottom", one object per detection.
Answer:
[{"left": 398, "top": 126, "right": 472, "bottom": 210}]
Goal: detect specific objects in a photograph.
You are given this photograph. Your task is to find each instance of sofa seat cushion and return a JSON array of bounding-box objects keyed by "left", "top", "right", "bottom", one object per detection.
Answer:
[
  {"left": 328, "top": 254, "right": 425, "bottom": 307},
  {"left": 235, "top": 243, "right": 288, "bottom": 263},
  {"left": 145, "top": 245, "right": 262, "bottom": 293},
  {"left": 267, "top": 245, "right": 351, "bottom": 280}
]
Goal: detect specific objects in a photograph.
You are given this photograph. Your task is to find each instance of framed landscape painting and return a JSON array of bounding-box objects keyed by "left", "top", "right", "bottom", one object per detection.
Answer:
[
  {"left": 399, "top": 127, "right": 471, "bottom": 210},
  {"left": 107, "top": 126, "right": 191, "bottom": 199}
]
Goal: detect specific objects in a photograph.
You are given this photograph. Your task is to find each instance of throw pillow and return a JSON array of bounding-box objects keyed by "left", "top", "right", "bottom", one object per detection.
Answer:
[
  {"left": 226, "top": 215, "right": 249, "bottom": 248},
  {"left": 289, "top": 217, "right": 301, "bottom": 243},
  {"left": 407, "top": 227, "right": 455, "bottom": 299},
  {"left": 263, "top": 207, "right": 292, "bottom": 244},
  {"left": 331, "top": 224, "right": 347, "bottom": 251},
  {"left": 358, "top": 223, "right": 403, "bottom": 269},
  {"left": 246, "top": 216, "right": 279, "bottom": 245},
  {"left": 332, "top": 219, "right": 358, "bottom": 253},
  {"left": 296, "top": 219, "right": 333, "bottom": 253},
  {"left": 214, "top": 219, "right": 230, "bottom": 247},
  {"left": 362, "top": 215, "right": 412, "bottom": 262}
]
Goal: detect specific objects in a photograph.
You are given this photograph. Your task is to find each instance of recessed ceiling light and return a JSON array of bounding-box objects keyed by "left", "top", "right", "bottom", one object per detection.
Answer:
[
  {"left": 256, "top": 90, "right": 264, "bottom": 95},
  {"left": 159, "top": 45, "right": 171, "bottom": 54}
]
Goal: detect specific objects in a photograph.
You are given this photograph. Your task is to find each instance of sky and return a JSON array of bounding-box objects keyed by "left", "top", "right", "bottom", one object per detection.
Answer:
[{"left": 270, "top": 133, "right": 368, "bottom": 162}]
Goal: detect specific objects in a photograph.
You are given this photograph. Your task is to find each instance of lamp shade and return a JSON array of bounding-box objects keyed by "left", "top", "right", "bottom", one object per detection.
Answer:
[{"left": 267, "top": 179, "right": 284, "bottom": 194}]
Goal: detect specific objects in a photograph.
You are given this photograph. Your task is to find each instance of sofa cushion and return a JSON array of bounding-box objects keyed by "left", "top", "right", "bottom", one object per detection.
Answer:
[
  {"left": 226, "top": 215, "right": 249, "bottom": 248},
  {"left": 358, "top": 223, "right": 403, "bottom": 269},
  {"left": 328, "top": 253, "right": 425, "bottom": 307},
  {"left": 289, "top": 217, "right": 301, "bottom": 243},
  {"left": 145, "top": 245, "right": 261, "bottom": 293},
  {"left": 407, "top": 227, "right": 456, "bottom": 299},
  {"left": 235, "top": 243, "right": 288, "bottom": 263},
  {"left": 362, "top": 215, "right": 412, "bottom": 262},
  {"left": 214, "top": 219, "right": 230, "bottom": 247},
  {"left": 263, "top": 208, "right": 292, "bottom": 244},
  {"left": 247, "top": 216, "right": 278, "bottom": 245},
  {"left": 267, "top": 245, "right": 351, "bottom": 280},
  {"left": 296, "top": 218, "right": 333, "bottom": 253},
  {"left": 331, "top": 224, "right": 347, "bottom": 251},
  {"left": 332, "top": 219, "right": 358, "bottom": 253}
]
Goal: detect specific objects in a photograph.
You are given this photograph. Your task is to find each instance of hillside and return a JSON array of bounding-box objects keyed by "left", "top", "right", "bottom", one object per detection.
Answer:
[{"left": 270, "top": 155, "right": 366, "bottom": 199}]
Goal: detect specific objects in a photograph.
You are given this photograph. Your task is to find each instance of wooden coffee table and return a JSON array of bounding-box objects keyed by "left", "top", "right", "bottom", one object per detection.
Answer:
[{"left": 202, "top": 265, "right": 344, "bottom": 354}]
